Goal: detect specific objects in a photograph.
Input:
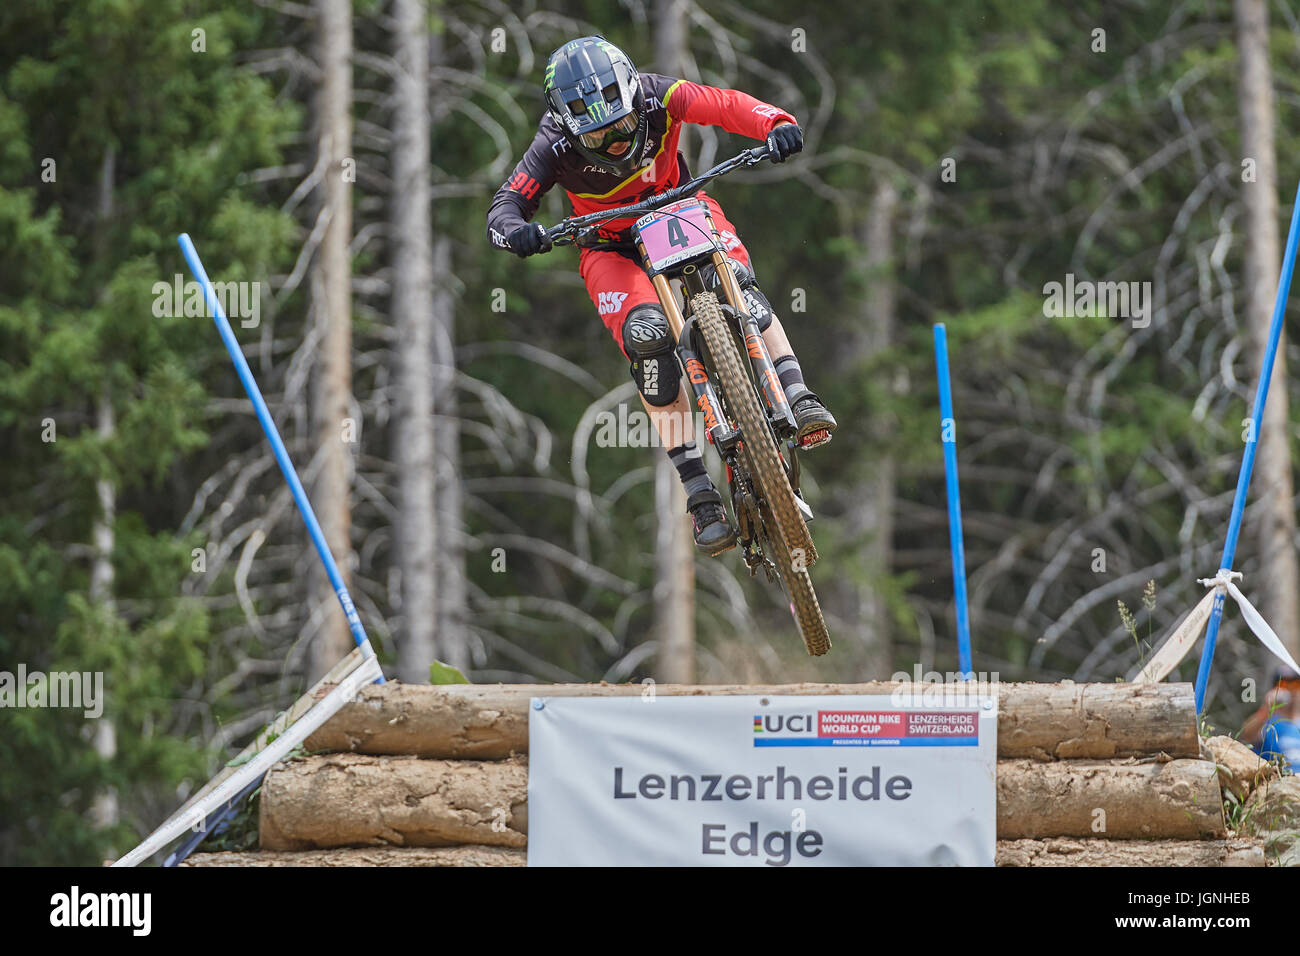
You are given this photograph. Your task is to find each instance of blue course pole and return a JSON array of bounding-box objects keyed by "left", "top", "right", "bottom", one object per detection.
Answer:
[
  {"left": 1193, "top": 180, "right": 1300, "bottom": 713},
  {"left": 178, "top": 234, "right": 383, "bottom": 681},
  {"left": 934, "top": 324, "right": 973, "bottom": 679}
]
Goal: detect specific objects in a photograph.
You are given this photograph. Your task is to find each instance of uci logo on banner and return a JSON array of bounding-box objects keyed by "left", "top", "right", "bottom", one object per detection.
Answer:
[
  {"left": 752, "top": 713, "right": 815, "bottom": 735},
  {"left": 752, "top": 708, "right": 979, "bottom": 747}
]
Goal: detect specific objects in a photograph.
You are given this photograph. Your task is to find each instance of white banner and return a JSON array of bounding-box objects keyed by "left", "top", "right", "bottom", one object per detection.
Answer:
[{"left": 528, "top": 692, "right": 997, "bottom": 866}]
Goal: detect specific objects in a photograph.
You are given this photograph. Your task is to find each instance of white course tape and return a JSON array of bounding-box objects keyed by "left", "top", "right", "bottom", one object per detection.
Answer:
[
  {"left": 112, "top": 653, "right": 383, "bottom": 867},
  {"left": 1200, "top": 569, "right": 1300, "bottom": 676},
  {"left": 1132, "top": 570, "right": 1300, "bottom": 685},
  {"left": 1131, "top": 588, "right": 1215, "bottom": 684}
]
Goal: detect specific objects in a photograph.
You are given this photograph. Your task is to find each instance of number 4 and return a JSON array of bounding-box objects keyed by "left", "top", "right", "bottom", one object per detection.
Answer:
[{"left": 666, "top": 218, "right": 689, "bottom": 248}]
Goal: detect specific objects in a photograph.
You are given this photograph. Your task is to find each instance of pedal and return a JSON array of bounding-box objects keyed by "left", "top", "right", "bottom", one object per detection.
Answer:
[
  {"left": 708, "top": 539, "right": 737, "bottom": 558},
  {"left": 799, "top": 428, "right": 832, "bottom": 450}
]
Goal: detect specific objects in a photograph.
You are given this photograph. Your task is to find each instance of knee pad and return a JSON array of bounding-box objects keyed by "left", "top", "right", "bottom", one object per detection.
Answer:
[
  {"left": 622, "top": 305, "right": 681, "bottom": 407},
  {"left": 703, "top": 261, "right": 774, "bottom": 332}
]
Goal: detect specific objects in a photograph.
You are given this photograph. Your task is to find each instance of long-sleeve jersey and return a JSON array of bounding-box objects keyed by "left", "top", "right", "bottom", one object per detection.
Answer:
[{"left": 486, "top": 73, "right": 796, "bottom": 251}]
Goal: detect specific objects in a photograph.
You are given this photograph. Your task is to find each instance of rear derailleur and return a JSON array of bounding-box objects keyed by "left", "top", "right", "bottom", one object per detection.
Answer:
[{"left": 727, "top": 460, "right": 778, "bottom": 584}]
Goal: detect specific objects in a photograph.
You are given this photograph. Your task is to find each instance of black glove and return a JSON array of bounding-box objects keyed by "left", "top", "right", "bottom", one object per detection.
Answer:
[
  {"left": 765, "top": 123, "right": 803, "bottom": 163},
  {"left": 507, "top": 222, "right": 552, "bottom": 259}
]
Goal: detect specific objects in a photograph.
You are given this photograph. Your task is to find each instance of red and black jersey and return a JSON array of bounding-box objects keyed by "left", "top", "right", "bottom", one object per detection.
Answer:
[{"left": 486, "top": 73, "right": 796, "bottom": 251}]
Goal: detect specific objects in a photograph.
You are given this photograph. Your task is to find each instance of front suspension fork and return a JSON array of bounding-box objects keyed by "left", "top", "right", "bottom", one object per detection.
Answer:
[
  {"left": 708, "top": 251, "right": 798, "bottom": 437},
  {"left": 677, "top": 324, "right": 739, "bottom": 453}
]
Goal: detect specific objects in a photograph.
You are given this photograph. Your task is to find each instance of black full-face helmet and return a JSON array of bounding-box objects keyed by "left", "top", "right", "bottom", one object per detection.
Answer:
[{"left": 543, "top": 36, "right": 648, "bottom": 177}]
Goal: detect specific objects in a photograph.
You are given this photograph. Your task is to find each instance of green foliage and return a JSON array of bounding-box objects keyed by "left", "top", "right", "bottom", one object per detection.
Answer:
[
  {"left": 430, "top": 659, "right": 471, "bottom": 684},
  {"left": 196, "top": 787, "right": 262, "bottom": 853},
  {"left": 0, "top": 0, "right": 298, "bottom": 865}
]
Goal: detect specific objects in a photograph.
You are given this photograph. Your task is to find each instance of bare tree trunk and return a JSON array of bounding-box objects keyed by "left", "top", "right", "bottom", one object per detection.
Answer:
[
  {"left": 89, "top": 147, "right": 118, "bottom": 842},
  {"left": 655, "top": 0, "right": 689, "bottom": 77},
  {"left": 654, "top": 456, "right": 695, "bottom": 683},
  {"left": 428, "top": 28, "right": 469, "bottom": 673},
  {"left": 653, "top": 0, "right": 696, "bottom": 684},
  {"left": 431, "top": 238, "right": 468, "bottom": 671},
  {"left": 390, "top": 0, "right": 436, "bottom": 683},
  {"left": 1236, "top": 0, "right": 1300, "bottom": 662},
  {"left": 89, "top": 390, "right": 119, "bottom": 837},
  {"left": 857, "top": 182, "right": 897, "bottom": 679},
  {"left": 827, "top": 181, "right": 897, "bottom": 679},
  {"left": 655, "top": 0, "right": 691, "bottom": 160},
  {"left": 309, "top": 0, "right": 356, "bottom": 681}
]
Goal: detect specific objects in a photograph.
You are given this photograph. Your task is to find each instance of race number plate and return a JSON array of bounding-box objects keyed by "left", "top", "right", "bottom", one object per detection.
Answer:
[{"left": 635, "top": 200, "right": 716, "bottom": 272}]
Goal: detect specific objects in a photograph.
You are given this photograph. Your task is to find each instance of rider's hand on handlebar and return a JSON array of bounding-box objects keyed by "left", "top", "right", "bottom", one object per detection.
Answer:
[
  {"left": 508, "top": 222, "right": 552, "bottom": 258},
  {"left": 765, "top": 122, "right": 803, "bottom": 164}
]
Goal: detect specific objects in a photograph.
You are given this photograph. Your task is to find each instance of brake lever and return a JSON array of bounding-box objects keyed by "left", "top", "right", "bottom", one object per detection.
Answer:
[{"left": 545, "top": 223, "right": 574, "bottom": 247}]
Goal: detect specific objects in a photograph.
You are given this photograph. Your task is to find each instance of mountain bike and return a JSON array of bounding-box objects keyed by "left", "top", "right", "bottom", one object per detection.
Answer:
[{"left": 542, "top": 145, "right": 831, "bottom": 656}]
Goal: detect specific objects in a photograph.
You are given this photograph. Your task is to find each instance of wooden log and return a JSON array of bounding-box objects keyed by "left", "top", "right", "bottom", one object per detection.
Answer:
[
  {"left": 184, "top": 846, "right": 526, "bottom": 867},
  {"left": 997, "top": 758, "right": 1225, "bottom": 839},
  {"left": 1243, "top": 775, "right": 1300, "bottom": 866},
  {"left": 997, "top": 682, "right": 1197, "bottom": 759},
  {"left": 304, "top": 681, "right": 1198, "bottom": 760},
  {"left": 997, "top": 838, "right": 1264, "bottom": 867},
  {"left": 259, "top": 754, "right": 528, "bottom": 852},
  {"left": 263, "top": 754, "right": 1223, "bottom": 849},
  {"left": 1204, "top": 734, "right": 1277, "bottom": 801},
  {"left": 188, "top": 839, "right": 1262, "bottom": 867}
]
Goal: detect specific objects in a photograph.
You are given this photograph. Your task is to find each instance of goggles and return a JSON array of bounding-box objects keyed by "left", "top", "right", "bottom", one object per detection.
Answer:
[{"left": 578, "top": 112, "right": 637, "bottom": 151}]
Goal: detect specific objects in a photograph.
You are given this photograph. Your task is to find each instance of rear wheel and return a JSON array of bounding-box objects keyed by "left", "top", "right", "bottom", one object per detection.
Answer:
[{"left": 693, "top": 291, "right": 830, "bottom": 656}]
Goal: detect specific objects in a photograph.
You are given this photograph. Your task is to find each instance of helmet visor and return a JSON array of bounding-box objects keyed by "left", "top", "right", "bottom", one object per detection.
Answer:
[{"left": 577, "top": 111, "right": 638, "bottom": 151}]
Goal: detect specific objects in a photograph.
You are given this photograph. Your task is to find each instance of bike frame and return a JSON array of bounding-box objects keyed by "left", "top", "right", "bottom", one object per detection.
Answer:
[
  {"left": 546, "top": 146, "right": 799, "bottom": 462},
  {"left": 546, "top": 145, "right": 830, "bottom": 648}
]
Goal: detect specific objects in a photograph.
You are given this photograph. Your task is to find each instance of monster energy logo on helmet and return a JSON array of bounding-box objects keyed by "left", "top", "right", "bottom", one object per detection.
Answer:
[{"left": 543, "top": 35, "right": 648, "bottom": 177}]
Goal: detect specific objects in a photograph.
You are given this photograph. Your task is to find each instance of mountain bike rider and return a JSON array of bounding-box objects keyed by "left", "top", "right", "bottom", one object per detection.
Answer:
[{"left": 486, "top": 35, "right": 837, "bottom": 556}]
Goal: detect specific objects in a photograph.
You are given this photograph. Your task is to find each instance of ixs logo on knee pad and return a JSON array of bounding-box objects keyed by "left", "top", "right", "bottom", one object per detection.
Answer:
[
  {"left": 598, "top": 291, "right": 629, "bottom": 315},
  {"left": 743, "top": 289, "right": 769, "bottom": 320}
]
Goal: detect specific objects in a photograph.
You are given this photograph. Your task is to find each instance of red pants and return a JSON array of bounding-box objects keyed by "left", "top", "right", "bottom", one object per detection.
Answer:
[{"left": 579, "top": 192, "right": 752, "bottom": 359}]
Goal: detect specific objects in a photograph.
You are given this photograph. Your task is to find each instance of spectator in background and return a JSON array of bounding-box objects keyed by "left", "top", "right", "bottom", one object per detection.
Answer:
[{"left": 1242, "top": 670, "right": 1300, "bottom": 773}]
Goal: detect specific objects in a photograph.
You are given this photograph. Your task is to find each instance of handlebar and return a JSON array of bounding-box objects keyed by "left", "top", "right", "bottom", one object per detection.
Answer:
[{"left": 543, "top": 144, "right": 775, "bottom": 249}]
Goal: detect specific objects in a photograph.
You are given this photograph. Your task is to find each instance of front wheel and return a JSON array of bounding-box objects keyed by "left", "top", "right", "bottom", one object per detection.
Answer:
[{"left": 692, "top": 291, "right": 830, "bottom": 656}]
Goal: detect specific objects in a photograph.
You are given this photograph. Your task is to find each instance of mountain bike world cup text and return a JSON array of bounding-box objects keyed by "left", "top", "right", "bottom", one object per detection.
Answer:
[{"left": 752, "top": 707, "right": 980, "bottom": 746}]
